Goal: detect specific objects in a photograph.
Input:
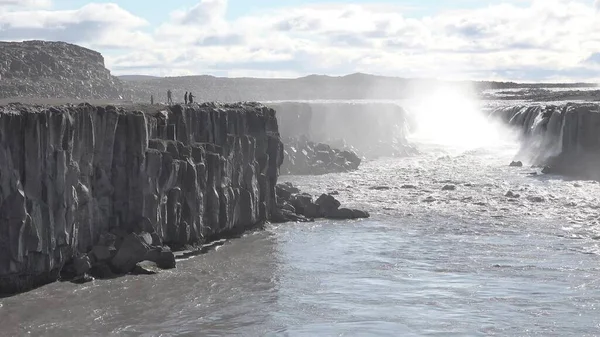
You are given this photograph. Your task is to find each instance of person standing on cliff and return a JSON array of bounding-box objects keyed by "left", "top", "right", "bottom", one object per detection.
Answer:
[
  {"left": 167, "top": 90, "right": 173, "bottom": 104},
  {"left": 189, "top": 92, "right": 195, "bottom": 104},
  {"left": 184, "top": 92, "right": 188, "bottom": 104}
]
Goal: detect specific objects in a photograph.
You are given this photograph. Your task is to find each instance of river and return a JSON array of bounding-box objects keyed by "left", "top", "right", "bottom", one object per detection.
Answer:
[{"left": 2, "top": 99, "right": 600, "bottom": 336}]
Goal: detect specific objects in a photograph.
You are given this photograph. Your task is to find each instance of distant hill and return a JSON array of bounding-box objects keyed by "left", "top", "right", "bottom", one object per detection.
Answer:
[
  {"left": 0, "top": 40, "right": 130, "bottom": 100},
  {"left": 118, "top": 75, "right": 160, "bottom": 82},
  {"left": 1, "top": 41, "right": 596, "bottom": 103}
]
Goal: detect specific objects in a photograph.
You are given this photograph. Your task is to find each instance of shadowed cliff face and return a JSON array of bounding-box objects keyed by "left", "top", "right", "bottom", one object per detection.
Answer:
[
  {"left": 0, "top": 102, "right": 283, "bottom": 293},
  {"left": 268, "top": 102, "right": 416, "bottom": 159},
  {"left": 490, "top": 103, "right": 600, "bottom": 178}
]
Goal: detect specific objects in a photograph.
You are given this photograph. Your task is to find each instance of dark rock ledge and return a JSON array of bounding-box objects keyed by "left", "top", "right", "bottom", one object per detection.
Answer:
[{"left": 272, "top": 182, "right": 370, "bottom": 223}]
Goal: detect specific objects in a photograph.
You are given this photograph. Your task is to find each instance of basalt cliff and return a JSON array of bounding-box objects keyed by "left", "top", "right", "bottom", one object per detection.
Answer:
[
  {"left": 0, "top": 102, "right": 283, "bottom": 294},
  {"left": 490, "top": 103, "right": 600, "bottom": 179}
]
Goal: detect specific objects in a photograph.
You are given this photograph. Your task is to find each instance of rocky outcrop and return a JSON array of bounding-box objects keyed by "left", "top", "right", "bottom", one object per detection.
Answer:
[
  {"left": 273, "top": 183, "right": 369, "bottom": 222},
  {"left": 268, "top": 102, "right": 417, "bottom": 159},
  {"left": 281, "top": 136, "right": 361, "bottom": 175},
  {"left": 0, "top": 102, "right": 283, "bottom": 294},
  {"left": 490, "top": 103, "right": 600, "bottom": 179},
  {"left": 0, "top": 41, "right": 129, "bottom": 101}
]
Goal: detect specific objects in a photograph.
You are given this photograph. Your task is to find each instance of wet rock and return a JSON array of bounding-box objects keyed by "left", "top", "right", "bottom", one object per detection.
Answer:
[
  {"left": 280, "top": 136, "right": 361, "bottom": 175},
  {"left": 273, "top": 182, "right": 369, "bottom": 221},
  {"left": 89, "top": 263, "right": 116, "bottom": 279},
  {"left": 111, "top": 233, "right": 152, "bottom": 274},
  {"left": 370, "top": 186, "right": 391, "bottom": 191},
  {"left": 71, "top": 274, "right": 95, "bottom": 284},
  {"left": 442, "top": 185, "right": 456, "bottom": 191},
  {"left": 510, "top": 161, "right": 523, "bottom": 167},
  {"left": 276, "top": 182, "right": 300, "bottom": 200},
  {"left": 73, "top": 256, "right": 92, "bottom": 276},
  {"left": 315, "top": 193, "right": 342, "bottom": 216},
  {"left": 290, "top": 193, "right": 313, "bottom": 215},
  {"left": 505, "top": 191, "right": 521, "bottom": 198},
  {"left": 423, "top": 196, "right": 437, "bottom": 203},
  {"left": 90, "top": 246, "right": 114, "bottom": 263},
  {"left": 326, "top": 208, "right": 370, "bottom": 220},
  {"left": 132, "top": 261, "right": 161, "bottom": 275},
  {"left": 401, "top": 184, "right": 417, "bottom": 189},
  {"left": 145, "top": 247, "right": 176, "bottom": 270},
  {"left": 528, "top": 196, "right": 546, "bottom": 203}
]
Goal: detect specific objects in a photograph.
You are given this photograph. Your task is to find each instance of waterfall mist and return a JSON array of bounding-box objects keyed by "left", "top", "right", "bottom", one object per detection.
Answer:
[{"left": 405, "top": 87, "right": 518, "bottom": 153}]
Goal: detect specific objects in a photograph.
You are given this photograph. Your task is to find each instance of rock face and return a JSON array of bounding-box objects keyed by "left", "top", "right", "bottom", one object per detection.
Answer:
[
  {"left": 0, "top": 102, "right": 283, "bottom": 294},
  {"left": 273, "top": 182, "right": 370, "bottom": 222},
  {"left": 490, "top": 103, "right": 600, "bottom": 179},
  {"left": 281, "top": 136, "right": 361, "bottom": 175},
  {"left": 268, "top": 102, "right": 417, "bottom": 159},
  {"left": 0, "top": 41, "right": 128, "bottom": 100}
]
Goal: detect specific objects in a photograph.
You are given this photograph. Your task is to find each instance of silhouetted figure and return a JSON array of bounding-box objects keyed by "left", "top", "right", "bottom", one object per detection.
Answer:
[
  {"left": 167, "top": 90, "right": 173, "bottom": 104},
  {"left": 184, "top": 92, "right": 188, "bottom": 104},
  {"left": 151, "top": 95, "right": 154, "bottom": 105},
  {"left": 188, "top": 92, "right": 194, "bottom": 104}
]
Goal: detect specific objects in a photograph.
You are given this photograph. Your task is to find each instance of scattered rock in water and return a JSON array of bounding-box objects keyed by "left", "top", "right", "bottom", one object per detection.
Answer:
[
  {"left": 505, "top": 191, "right": 520, "bottom": 198},
  {"left": 510, "top": 161, "right": 523, "bottom": 167},
  {"left": 442, "top": 185, "right": 456, "bottom": 191},
  {"left": 370, "top": 186, "right": 391, "bottom": 191},
  {"left": 280, "top": 137, "right": 361, "bottom": 175},
  {"left": 401, "top": 184, "right": 417, "bottom": 189},
  {"left": 422, "top": 196, "right": 437, "bottom": 203},
  {"left": 527, "top": 196, "right": 546, "bottom": 203},
  {"left": 329, "top": 191, "right": 340, "bottom": 195},
  {"left": 273, "top": 182, "right": 370, "bottom": 222}
]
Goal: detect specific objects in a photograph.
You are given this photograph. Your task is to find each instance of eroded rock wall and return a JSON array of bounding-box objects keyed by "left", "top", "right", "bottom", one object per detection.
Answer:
[
  {"left": 0, "top": 102, "right": 283, "bottom": 293},
  {"left": 268, "top": 102, "right": 415, "bottom": 159},
  {"left": 490, "top": 103, "right": 600, "bottom": 178}
]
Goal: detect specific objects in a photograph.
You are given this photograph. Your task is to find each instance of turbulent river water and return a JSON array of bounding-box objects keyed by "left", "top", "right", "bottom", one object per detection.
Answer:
[{"left": 3, "top": 99, "right": 600, "bottom": 336}]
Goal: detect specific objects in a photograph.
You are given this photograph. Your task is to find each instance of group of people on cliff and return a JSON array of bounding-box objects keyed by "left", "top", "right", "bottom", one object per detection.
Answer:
[{"left": 150, "top": 89, "right": 195, "bottom": 105}]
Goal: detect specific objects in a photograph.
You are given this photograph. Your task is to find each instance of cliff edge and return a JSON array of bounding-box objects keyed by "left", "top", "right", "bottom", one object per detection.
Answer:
[{"left": 0, "top": 102, "right": 283, "bottom": 294}]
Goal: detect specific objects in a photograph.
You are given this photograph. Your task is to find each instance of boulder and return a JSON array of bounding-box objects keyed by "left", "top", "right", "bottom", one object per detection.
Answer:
[
  {"left": 510, "top": 161, "right": 523, "bottom": 167},
  {"left": 90, "top": 245, "right": 114, "bottom": 263},
  {"left": 72, "top": 255, "right": 92, "bottom": 276},
  {"left": 290, "top": 193, "right": 313, "bottom": 214},
  {"left": 110, "top": 233, "right": 152, "bottom": 274},
  {"left": 442, "top": 185, "right": 456, "bottom": 191},
  {"left": 145, "top": 247, "right": 176, "bottom": 270},
  {"left": 325, "top": 208, "right": 370, "bottom": 220},
  {"left": 315, "top": 193, "right": 341, "bottom": 216}
]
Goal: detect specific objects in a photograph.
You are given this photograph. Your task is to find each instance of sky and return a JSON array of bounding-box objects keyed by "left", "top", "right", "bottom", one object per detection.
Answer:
[{"left": 1, "top": 0, "right": 600, "bottom": 82}]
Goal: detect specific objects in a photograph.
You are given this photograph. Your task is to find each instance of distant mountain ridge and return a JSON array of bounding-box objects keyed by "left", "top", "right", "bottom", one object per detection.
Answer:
[{"left": 0, "top": 40, "right": 597, "bottom": 103}]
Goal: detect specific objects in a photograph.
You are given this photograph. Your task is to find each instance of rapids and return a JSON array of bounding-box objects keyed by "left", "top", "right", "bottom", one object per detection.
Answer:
[{"left": 2, "top": 98, "right": 600, "bottom": 336}]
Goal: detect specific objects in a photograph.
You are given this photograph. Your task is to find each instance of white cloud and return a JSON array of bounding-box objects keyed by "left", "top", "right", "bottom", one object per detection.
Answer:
[
  {"left": 0, "top": 3, "right": 151, "bottom": 49},
  {"left": 0, "top": 0, "right": 51, "bottom": 8},
  {"left": 2, "top": 0, "right": 600, "bottom": 81}
]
